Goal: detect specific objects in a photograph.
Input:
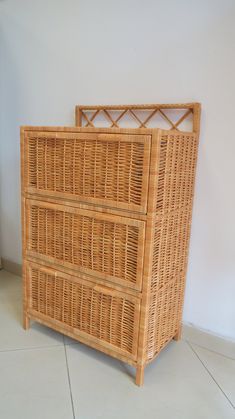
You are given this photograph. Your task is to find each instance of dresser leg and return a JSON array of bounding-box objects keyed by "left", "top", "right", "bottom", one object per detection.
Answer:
[
  {"left": 23, "top": 313, "right": 30, "bottom": 330},
  {"left": 136, "top": 365, "right": 144, "bottom": 386},
  {"left": 174, "top": 324, "right": 182, "bottom": 341}
]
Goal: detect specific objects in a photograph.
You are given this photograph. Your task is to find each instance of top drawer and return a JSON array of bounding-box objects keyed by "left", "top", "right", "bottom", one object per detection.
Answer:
[{"left": 22, "top": 130, "right": 151, "bottom": 213}]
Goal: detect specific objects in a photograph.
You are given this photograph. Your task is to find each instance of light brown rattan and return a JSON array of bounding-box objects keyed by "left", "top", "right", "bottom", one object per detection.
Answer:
[
  {"left": 27, "top": 261, "right": 140, "bottom": 358},
  {"left": 21, "top": 102, "right": 201, "bottom": 386},
  {"left": 75, "top": 103, "right": 200, "bottom": 133},
  {"left": 26, "top": 199, "right": 145, "bottom": 291},
  {"left": 25, "top": 131, "right": 151, "bottom": 213}
]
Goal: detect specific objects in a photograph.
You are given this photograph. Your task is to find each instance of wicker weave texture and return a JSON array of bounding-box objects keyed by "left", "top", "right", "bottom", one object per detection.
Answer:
[
  {"left": 25, "top": 131, "right": 150, "bottom": 213},
  {"left": 26, "top": 200, "right": 145, "bottom": 290},
  {"left": 21, "top": 103, "right": 200, "bottom": 385},
  {"left": 155, "top": 133, "right": 198, "bottom": 213},
  {"left": 147, "top": 275, "right": 184, "bottom": 360},
  {"left": 146, "top": 131, "right": 198, "bottom": 361},
  {"left": 27, "top": 262, "right": 139, "bottom": 357}
]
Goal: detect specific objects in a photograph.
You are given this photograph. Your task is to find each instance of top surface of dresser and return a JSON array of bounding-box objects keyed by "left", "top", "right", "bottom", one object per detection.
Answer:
[{"left": 21, "top": 127, "right": 152, "bottom": 214}]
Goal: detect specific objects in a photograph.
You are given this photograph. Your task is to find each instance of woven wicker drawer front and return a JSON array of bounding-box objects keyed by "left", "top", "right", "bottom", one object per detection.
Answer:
[
  {"left": 24, "top": 130, "right": 151, "bottom": 213},
  {"left": 26, "top": 262, "right": 140, "bottom": 358},
  {"left": 26, "top": 200, "right": 145, "bottom": 290}
]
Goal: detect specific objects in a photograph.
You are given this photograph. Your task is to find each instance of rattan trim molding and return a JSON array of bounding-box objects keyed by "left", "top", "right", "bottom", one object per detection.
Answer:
[{"left": 75, "top": 103, "right": 201, "bottom": 134}]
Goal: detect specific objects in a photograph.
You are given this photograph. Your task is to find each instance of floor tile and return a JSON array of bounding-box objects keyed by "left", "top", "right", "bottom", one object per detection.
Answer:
[
  {"left": 66, "top": 340, "right": 235, "bottom": 419},
  {"left": 64, "top": 335, "right": 79, "bottom": 345},
  {"left": 191, "top": 343, "right": 235, "bottom": 407},
  {"left": 0, "top": 300, "right": 64, "bottom": 351},
  {"left": 0, "top": 269, "right": 22, "bottom": 302},
  {"left": 183, "top": 324, "right": 235, "bottom": 360},
  {"left": 1, "top": 271, "right": 235, "bottom": 418},
  {"left": 0, "top": 346, "right": 73, "bottom": 419},
  {"left": 0, "top": 270, "right": 64, "bottom": 350}
]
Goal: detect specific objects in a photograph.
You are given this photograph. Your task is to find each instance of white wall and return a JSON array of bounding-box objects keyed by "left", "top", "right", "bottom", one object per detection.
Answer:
[{"left": 0, "top": 0, "right": 235, "bottom": 340}]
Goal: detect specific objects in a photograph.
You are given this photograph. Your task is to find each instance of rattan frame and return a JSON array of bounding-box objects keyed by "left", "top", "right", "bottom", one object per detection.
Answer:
[{"left": 21, "top": 103, "right": 201, "bottom": 386}]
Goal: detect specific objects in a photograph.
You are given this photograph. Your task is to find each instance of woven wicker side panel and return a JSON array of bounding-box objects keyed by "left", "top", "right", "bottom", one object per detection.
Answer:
[
  {"left": 146, "top": 132, "right": 198, "bottom": 361},
  {"left": 156, "top": 133, "right": 198, "bottom": 214},
  {"left": 146, "top": 210, "right": 192, "bottom": 360},
  {"left": 27, "top": 203, "right": 142, "bottom": 287},
  {"left": 151, "top": 207, "right": 192, "bottom": 292},
  {"left": 28, "top": 265, "right": 137, "bottom": 355},
  {"left": 26, "top": 133, "right": 148, "bottom": 210},
  {"left": 147, "top": 274, "right": 185, "bottom": 360}
]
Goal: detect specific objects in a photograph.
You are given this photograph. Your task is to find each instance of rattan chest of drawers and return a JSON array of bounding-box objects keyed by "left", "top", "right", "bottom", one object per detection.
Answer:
[{"left": 21, "top": 103, "right": 201, "bottom": 385}]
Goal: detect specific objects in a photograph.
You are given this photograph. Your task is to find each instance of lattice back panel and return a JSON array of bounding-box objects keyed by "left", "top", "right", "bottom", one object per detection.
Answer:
[{"left": 76, "top": 103, "right": 200, "bottom": 133}]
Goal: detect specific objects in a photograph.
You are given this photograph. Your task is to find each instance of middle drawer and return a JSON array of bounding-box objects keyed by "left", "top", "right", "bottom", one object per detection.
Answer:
[{"left": 25, "top": 199, "right": 145, "bottom": 291}]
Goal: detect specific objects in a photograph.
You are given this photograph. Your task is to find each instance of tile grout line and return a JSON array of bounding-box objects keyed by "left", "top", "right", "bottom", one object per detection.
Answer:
[
  {"left": 0, "top": 343, "right": 64, "bottom": 354},
  {"left": 187, "top": 340, "right": 235, "bottom": 410},
  {"left": 64, "top": 341, "right": 80, "bottom": 347},
  {"left": 63, "top": 335, "right": 76, "bottom": 419},
  {"left": 182, "top": 338, "right": 235, "bottom": 361},
  {"left": 187, "top": 341, "right": 235, "bottom": 362}
]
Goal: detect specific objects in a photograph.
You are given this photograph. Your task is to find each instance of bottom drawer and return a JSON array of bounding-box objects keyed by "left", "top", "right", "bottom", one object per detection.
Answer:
[{"left": 25, "top": 261, "right": 140, "bottom": 359}]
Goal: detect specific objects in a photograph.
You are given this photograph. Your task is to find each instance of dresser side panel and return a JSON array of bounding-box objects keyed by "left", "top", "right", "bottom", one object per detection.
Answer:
[{"left": 146, "top": 130, "right": 199, "bottom": 361}]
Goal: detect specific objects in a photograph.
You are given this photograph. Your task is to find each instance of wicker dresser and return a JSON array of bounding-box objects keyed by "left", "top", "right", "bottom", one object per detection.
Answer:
[{"left": 21, "top": 103, "right": 200, "bottom": 385}]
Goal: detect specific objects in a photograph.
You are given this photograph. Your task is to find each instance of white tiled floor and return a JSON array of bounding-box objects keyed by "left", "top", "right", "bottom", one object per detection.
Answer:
[{"left": 0, "top": 270, "right": 234, "bottom": 419}]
